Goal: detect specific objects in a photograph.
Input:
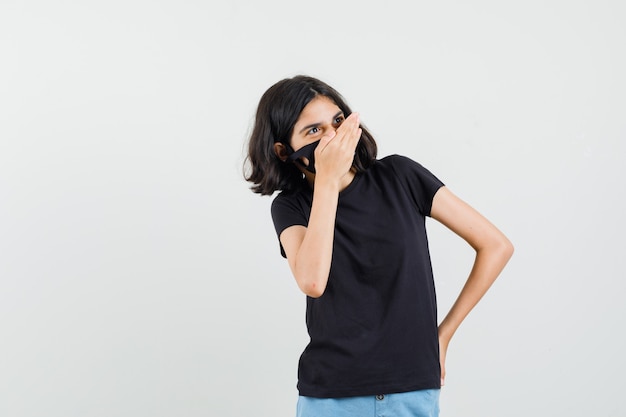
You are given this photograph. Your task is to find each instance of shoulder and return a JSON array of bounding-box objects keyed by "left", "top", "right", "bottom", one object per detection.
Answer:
[
  {"left": 375, "top": 154, "right": 431, "bottom": 176},
  {"left": 271, "top": 188, "right": 312, "bottom": 215},
  {"left": 376, "top": 154, "right": 446, "bottom": 212},
  {"left": 365, "top": 154, "right": 444, "bottom": 192},
  {"left": 271, "top": 189, "right": 298, "bottom": 211},
  {"left": 377, "top": 154, "right": 422, "bottom": 167}
]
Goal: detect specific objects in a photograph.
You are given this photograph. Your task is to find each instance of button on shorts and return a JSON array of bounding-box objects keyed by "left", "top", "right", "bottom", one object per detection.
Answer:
[{"left": 296, "top": 388, "right": 440, "bottom": 417}]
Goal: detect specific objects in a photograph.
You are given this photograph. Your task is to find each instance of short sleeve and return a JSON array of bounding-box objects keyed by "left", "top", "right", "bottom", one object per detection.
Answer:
[
  {"left": 388, "top": 155, "right": 445, "bottom": 216},
  {"left": 270, "top": 192, "right": 311, "bottom": 258}
]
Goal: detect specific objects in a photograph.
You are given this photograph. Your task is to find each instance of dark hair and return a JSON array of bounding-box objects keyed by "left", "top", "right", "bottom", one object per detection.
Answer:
[{"left": 243, "top": 75, "right": 378, "bottom": 195}]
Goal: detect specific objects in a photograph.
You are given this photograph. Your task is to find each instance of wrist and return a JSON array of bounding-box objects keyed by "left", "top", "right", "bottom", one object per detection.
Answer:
[
  {"left": 438, "top": 320, "right": 456, "bottom": 343},
  {"left": 313, "top": 173, "right": 341, "bottom": 192}
]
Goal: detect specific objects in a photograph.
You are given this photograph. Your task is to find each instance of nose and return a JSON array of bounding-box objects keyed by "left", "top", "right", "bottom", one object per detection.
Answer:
[{"left": 325, "top": 124, "right": 337, "bottom": 135}]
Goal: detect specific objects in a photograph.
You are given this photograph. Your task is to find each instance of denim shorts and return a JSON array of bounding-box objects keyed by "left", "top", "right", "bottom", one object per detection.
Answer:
[{"left": 296, "top": 389, "right": 440, "bottom": 417}]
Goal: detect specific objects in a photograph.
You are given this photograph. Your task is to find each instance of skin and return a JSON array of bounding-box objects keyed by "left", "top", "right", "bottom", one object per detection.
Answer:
[{"left": 273, "top": 95, "right": 514, "bottom": 387}]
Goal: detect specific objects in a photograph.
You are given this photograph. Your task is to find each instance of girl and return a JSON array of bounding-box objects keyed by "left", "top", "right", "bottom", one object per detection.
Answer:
[{"left": 244, "top": 75, "right": 513, "bottom": 417}]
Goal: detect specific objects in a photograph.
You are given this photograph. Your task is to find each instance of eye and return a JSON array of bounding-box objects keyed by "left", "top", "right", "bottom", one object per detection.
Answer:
[
  {"left": 307, "top": 127, "right": 320, "bottom": 135},
  {"left": 334, "top": 115, "right": 345, "bottom": 125}
]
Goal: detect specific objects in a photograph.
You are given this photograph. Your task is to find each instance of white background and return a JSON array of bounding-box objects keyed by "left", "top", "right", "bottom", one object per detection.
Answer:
[{"left": 1, "top": 1, "right": 625, "bottom": 416}]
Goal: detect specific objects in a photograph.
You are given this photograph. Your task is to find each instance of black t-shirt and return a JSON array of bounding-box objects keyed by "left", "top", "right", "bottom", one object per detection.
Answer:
[{"left": 271, "top": 154, "right": 445, "bottom": 398}]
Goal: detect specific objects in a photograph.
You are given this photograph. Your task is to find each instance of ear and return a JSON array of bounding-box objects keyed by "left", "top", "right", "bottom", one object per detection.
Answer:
[{"left": 273, "top": 142, "right": 289, "bottom": 162}]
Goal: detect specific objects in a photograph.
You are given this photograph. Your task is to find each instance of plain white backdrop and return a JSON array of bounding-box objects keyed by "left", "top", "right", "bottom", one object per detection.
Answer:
[{"left": 1, "top": 1, "right": 625, "bottom": 416}]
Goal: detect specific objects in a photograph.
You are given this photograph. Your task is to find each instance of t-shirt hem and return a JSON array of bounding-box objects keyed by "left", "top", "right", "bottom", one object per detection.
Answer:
[{"left": 297, "top": 378, "right": 441, "bottom": 398}]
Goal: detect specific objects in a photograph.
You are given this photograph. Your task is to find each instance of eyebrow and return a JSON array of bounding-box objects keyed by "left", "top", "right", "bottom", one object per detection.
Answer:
[{"left": 298, "top": 111, "right": 344, "bottom": 134}]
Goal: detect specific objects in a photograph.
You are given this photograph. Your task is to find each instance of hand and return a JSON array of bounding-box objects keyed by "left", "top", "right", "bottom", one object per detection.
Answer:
[
  {"left": 438, "top": 329, "right": 450, "bottom": 387},
  {"left": 314, "top": 112, "right": 362, "bottom": 180}
]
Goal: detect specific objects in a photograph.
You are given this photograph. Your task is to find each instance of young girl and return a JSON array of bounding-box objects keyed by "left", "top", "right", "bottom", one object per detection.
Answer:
[{"left": 244, "top": 75, "right": 513, "bottom": 417}]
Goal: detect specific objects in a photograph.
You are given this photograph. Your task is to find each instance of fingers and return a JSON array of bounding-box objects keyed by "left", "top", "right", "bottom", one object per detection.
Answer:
[
  {"left": 439, "top": 352, "right": 446, "bottom": 386},
  {"left": 318, "top": 130, "right": 336, "bottom": 148},
  {"left": 342, "top": 112, "right": 361, "bottom": 143},
  {"left": 333, "top": 112, "right": 361, "bottom": 150},
  {"left": 438, "top": 330, "right": 448, "bottom": 387},
  {"left": 318, "top": 112, "right": 361, "bottom": 153},
  {"left": 313, "top": 112, "right": 362, "bottom": 177}
]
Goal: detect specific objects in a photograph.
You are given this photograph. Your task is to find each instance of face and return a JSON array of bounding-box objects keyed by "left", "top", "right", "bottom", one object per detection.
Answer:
[{"left": 290, "top": 95, "right": 345, "bottom": 151}]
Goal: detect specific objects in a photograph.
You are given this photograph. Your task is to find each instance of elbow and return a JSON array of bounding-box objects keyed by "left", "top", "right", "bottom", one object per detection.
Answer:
[
  {"left": 504, "top": 236, "right": 514, "bottom": 259},
  {"left": 498, "top": 236, "right": 515, "bottom": 263},
  {"left": 479, "top": 234, "right": 514, "bottom": 263},
  {"left": 300, "top": 279, "right": 327, "bottom": 298},
  {"left": 303, "top": 283, "right": 326, "bottom": 299},
  {"left": 292, "top": 260, "right": 330, "bottom": 298}
]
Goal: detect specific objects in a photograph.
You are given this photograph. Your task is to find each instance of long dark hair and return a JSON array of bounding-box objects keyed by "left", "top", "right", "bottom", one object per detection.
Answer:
[{"left": 244, "top": 75, "right": 378, "bottom": 195}]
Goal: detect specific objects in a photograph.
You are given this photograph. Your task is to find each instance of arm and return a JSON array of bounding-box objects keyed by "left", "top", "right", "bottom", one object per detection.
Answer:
[
  {"left": 430, "top": 186, "right": 514, "bottom": 385},
  {"left": 279, "top": 179, "right": 339, "bottom": 298},
  {"left": 280, "top": 113, "right": 362, "bottom": 298}
]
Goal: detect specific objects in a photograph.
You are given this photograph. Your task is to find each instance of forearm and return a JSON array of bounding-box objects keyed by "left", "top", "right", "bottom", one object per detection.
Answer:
[
  {"left": 291, "top": 176, "right": 340, "bottom": 297},
  {"left": 439, "top": 239, "right": 514, "bottom": 340}
]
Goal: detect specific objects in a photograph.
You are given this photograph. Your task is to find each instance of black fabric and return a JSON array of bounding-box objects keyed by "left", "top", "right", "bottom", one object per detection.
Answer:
[{"left": 271, "top": 154, "right": 445, "bottom": 398}]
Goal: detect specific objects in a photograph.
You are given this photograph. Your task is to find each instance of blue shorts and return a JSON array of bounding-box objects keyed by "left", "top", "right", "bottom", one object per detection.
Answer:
[{"left": 296, "top": 389, "right": 440, "bottom": 417}]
